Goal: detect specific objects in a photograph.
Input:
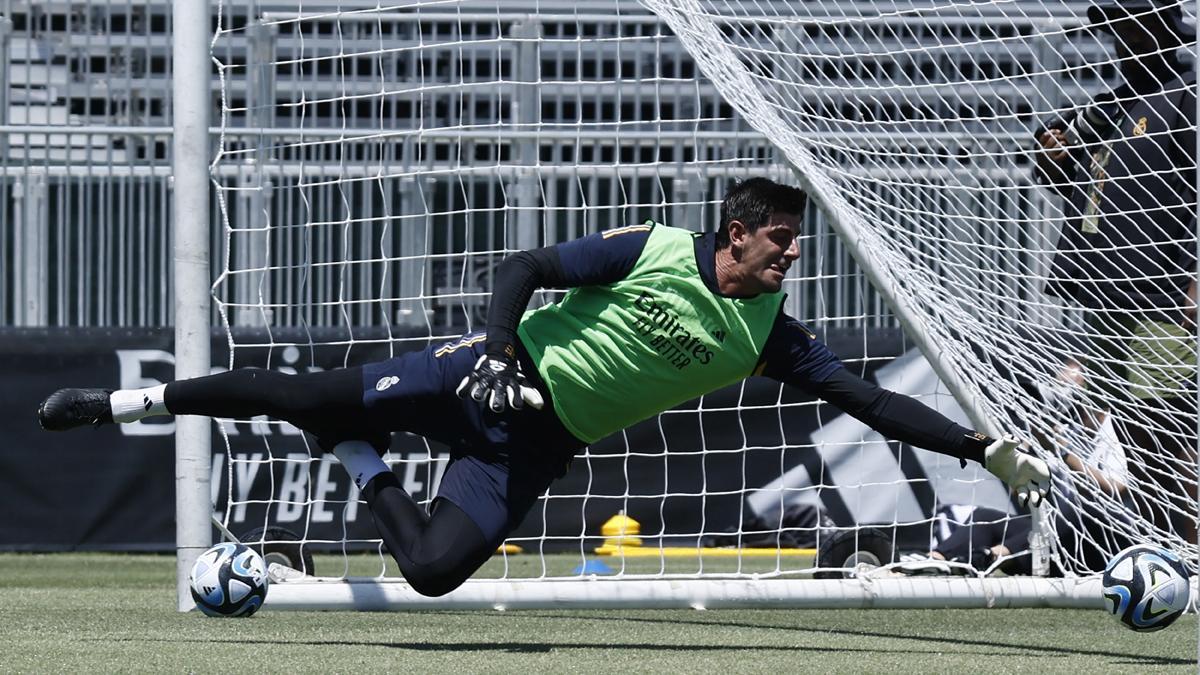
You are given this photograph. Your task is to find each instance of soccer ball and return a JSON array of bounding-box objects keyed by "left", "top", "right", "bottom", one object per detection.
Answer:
[
  {"left": 1102, "top": 544, "right": 1191, "bottom": 632},
  {"left": 188, "top": 542, "right": 269, "bottom": 617}
]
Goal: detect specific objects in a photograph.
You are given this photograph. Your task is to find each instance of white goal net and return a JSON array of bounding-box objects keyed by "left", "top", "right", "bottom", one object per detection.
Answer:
[
  {"left": 200, "top": 0, "right": 1195, "bottom": 609},
  {"left": 641, "top": 0, "right": 1198, "bottom": 575}
]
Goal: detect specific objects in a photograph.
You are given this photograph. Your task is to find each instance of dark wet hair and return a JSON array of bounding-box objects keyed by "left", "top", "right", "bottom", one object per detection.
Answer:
[{"left": 715, "top": 177, "right": 808, "bottom": 250}]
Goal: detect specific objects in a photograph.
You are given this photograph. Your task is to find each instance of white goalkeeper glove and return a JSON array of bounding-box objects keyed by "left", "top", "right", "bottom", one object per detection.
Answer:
[
  {"left": 985, "top": 435, "right": 1051, "bottom": 507},
  {"left": 456, "top": 354, "right": 545, "bottom": 413}
]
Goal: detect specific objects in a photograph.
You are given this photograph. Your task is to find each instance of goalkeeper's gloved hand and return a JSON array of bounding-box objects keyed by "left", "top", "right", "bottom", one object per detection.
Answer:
[
  {"left": 455, "top": 352, "right": 544, "bottom": 413},
  {"left": 984, "top": 435, "right": 1051, "bottom": 507}
]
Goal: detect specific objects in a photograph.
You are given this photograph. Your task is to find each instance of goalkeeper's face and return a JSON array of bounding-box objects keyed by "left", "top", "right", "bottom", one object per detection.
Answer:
[{"left": 733, "top": 211, "right": 802, "bottom": 294}]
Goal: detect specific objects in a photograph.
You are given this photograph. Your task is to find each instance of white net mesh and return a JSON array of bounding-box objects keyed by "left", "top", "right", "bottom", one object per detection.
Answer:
[
  {"left": 642, "top": 0, "right": 1197, "bottom": 574},
  {"left": 207, "top": 0, "right": 1195, "bottom": 602}
]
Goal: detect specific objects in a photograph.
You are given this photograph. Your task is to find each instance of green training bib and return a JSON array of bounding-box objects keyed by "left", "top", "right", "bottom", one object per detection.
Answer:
[{"left": 518, "top": 225, "right": 784, "bottom": 443}]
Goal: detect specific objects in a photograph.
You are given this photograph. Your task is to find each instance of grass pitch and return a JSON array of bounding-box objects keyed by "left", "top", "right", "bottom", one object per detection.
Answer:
[{"left": 0, "top": 553, "right": 1195, "bottom": 673}]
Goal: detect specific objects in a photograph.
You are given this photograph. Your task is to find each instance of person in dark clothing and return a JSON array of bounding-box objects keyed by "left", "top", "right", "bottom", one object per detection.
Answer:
[
  {"left": 1035, "top": 0, "right": 1197, "bottom": 542},
  {"left": 37, "top": 178, "right": 1050, "bottom": 596}
]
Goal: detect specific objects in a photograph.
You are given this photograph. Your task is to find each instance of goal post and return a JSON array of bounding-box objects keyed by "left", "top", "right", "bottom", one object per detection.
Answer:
[
  {"left": 178, "top": 0, "right": 1197, "bottom": 610},
  {"left": 173, "top": 0, "right": 212, "bottom": 613}
]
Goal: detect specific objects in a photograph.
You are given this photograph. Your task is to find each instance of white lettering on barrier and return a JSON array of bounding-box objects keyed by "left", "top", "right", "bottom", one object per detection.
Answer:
[
  {"left": 402, "top": 458, "right": 424, "bottom": 495},
  {"left": 310, "top": 457, "right": 338, "bottom": 523},
  {"left": 115, "top": 349, "right": 175, "bottom": 436},
  {"left": 275, "top": 452, "right": 310, "bottom": 523},
  {"left": 249, "top": 414, "right": 273, "bottom": 436},
  {"left": 210, "top": 452, "right": 224, "bottom": 508},
  {"left": 210, "top": 452, "right": 450, "bottom": 525},
  {"left": 231, "top": 453, "right": 264, "bottom": 522}
]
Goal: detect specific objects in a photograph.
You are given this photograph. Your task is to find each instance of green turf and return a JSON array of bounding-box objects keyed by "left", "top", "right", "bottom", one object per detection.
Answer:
[
  {"left": 0, "top": 553, "right": 1195, "bottom": 673},
  {"left": 314, "top": 550, "right": 818, "bottom": 578}
]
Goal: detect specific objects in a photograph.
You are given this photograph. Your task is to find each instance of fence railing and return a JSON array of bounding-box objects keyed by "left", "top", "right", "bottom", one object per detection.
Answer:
[{"left": 0, "top": 2, "right": 1099, "bottom": 329}]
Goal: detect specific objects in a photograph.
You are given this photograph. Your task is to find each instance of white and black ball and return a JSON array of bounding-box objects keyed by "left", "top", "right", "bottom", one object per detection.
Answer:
[
  {"left": 188, "top": 542, "right": 269, "bottom": 617},
  {"left": 1102, "top": 544, "right": 1190, "bottom": 632}
]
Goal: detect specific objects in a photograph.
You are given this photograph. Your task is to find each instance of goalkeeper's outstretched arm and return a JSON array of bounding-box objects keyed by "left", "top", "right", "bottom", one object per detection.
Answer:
[
  {"left": 816, "top": 369, "right": 1050, "bottom": 506},
  {"left": 812, "top": 368, "right": 988, "bottom": 461},
  {"left": 755, "top": 314, "right": 1050, "bottom": 505}
]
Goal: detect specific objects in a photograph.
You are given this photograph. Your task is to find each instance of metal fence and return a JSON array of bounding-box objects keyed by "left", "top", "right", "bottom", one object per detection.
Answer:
[
  {"left": 0, "top": 1, "right": 1100, "bottom": 329},
  {"left": 0, "top": 0, "right": 175, "bottom": 325}
]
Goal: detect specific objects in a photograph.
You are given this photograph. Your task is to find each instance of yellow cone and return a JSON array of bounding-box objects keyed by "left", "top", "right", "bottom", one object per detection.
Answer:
[{"left": 595, "top": 511, "right": 642, "bottom": 555}]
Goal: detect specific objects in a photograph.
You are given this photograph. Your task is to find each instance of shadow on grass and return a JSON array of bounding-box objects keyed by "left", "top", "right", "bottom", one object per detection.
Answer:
[
  {"left": 90, "top": 636, "right": 1031, "bottom": 658},
  {"left": 499, "top": 612, "right": 1194, "bottom": 667},
  {"left": 87, "top": 611, "right": 1192, "bottom": 665}
]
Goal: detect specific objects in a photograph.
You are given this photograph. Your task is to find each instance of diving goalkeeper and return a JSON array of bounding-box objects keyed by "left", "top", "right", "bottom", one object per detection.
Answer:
[{"left": 38, "top": 177, "right": 1049, "bottom": 596}]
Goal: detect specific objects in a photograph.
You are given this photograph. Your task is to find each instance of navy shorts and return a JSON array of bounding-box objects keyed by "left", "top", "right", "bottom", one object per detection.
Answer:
[{"left": 360, "top": 334, "right": 584, "bottom": 545}]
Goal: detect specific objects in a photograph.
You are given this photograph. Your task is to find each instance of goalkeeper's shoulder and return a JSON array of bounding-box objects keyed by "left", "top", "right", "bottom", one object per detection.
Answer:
[
  {"left": 754, "top": 311, "right": 842, "bottom": 386},
  {"left": 550, "top": 223, "right": 651, "bottom": 287}
]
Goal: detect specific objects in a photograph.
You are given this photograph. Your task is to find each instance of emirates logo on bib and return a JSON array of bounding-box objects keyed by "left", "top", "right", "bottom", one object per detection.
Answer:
[{"left": 375, "top": 376, "right": 400, "bottom": 391}]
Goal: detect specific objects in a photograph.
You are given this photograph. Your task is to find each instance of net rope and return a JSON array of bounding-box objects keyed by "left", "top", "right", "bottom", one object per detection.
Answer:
[
  {"left": 644, "top": 0, "right": 1198, "bottom": 573},
  {"left": 208, "top": 0, "right": 1195, "bottom": 587}
]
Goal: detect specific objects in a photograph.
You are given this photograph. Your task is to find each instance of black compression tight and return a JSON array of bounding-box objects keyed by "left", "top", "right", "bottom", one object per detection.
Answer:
[
  {"left": 163, "top": 367, "right": 364, "bottom": 429},
  {"left": 165, "top": 367, "right": 492, "bottom": 596},
  {"left": 361, "top": 472, "right": 493, "bottom": 597}
]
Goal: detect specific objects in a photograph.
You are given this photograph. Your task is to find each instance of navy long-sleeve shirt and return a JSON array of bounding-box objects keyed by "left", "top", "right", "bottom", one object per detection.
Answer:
[{"left": 486, "top": 224, "right": 989, "bottom": 464}]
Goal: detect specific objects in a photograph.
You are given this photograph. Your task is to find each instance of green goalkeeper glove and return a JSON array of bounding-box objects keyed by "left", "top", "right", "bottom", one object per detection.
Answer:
[{"left": 985, "top": 435, "right": 1050, "bottom": 507}]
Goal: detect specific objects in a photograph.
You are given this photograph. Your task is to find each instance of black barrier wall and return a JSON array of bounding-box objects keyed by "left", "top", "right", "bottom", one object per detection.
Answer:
[{"left": 1, "top": 326, "right": 988, "bottom": 552}]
